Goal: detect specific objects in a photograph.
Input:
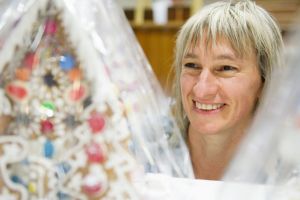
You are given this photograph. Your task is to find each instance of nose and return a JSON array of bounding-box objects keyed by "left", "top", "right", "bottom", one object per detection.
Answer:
[{"left": 193, "top": 69, "right": 219, "bottom": 99}]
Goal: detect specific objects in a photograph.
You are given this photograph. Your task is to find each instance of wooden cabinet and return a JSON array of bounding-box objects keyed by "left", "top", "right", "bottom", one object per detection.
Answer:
[
  {"left": 256, "top": 0, "right": 300, "bottom": 33},
  {"left": 128, "top": 1, "right": 300, "bottom": 94},
  {"left": 132, "top": 22, "right": 182, "bottom": 95}
]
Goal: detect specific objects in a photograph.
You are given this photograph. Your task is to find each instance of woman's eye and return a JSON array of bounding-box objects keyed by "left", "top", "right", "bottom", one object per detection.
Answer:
[
  {"left": 184, "top": 63, "right": 198, "bottom": 69},
  {"left": 218, "top": 65, "right": 237, "bottom": 71}
]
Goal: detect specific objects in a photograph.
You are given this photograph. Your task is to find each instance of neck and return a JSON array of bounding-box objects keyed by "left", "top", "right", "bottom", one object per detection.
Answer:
[{"left": 188, "top": 126, "right": 246, "bottom": 180}]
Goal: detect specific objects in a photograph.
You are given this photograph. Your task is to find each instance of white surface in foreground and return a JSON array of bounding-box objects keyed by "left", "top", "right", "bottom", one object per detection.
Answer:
[{"left": 134, "top": 173, "right": 275, "bottom": 200}]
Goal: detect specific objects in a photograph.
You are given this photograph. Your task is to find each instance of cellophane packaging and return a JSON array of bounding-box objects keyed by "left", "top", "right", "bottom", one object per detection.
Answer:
[
  {"left": 219, "top": 23, "right": 300, "bottom": 200},
  {"left": 0, "top": 0, "right": 193, "bottom": 199}
]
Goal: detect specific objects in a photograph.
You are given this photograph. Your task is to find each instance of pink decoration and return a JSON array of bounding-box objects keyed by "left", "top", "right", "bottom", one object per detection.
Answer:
[
  {"left": 45, "top": 19, "right": 57, "bottom": 35},
  {"left": 88, "top": 112, "right": 105, "bottom": 133},
  {"left": 85, "top": 143, "right": 105, "bottom": 163},
  {"left": 23, "top": 52, "right": 36, "bottom": 70},
  {"left": 69, "top": 85, "right": 86, "bottom": 102},
  {"left": 82, "top": 175, "right": 103, "bottom": 196},
  {"left": 40, "top": 120, "right": 54, "bottom": 134}
]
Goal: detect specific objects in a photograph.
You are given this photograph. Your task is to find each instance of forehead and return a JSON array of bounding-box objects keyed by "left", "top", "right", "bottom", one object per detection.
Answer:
[
  {"left": 183, "top": 36, "right": 258, "bottom": 68},
  {"left": 184, "top": 34, "right": 255, "bottom": 60},
  {"left": 189, "top": 38, "right": 235, "bottom": 56}
]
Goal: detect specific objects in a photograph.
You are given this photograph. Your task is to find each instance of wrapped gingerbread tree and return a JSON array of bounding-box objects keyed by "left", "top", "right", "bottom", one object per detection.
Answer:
[{"left": 0, "top": 0, "right": 193, "bottom": 199}]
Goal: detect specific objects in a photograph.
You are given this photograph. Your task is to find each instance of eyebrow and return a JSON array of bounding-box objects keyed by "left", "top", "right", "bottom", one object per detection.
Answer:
[
  {"left": 183, "top": 53, "right": 197, "bottom": 59},
  {"left": 215, "top": 54, "right": 237, "bottom": 61},
  {"left": 183, "top": 53, "right": 237, "bottom": 60}
]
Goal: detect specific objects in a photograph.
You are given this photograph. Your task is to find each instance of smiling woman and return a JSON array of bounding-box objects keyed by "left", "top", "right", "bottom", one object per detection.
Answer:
[
  {"left": 181, "top": 38, "right": 262, "bottom": 135},
  {"left": 173, "top": 0, "right": 283, "bottom": 180}
]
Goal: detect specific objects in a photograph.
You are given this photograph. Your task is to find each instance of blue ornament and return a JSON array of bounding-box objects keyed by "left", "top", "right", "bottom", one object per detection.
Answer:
[
  {"left": 57, "top": 191, "right": 71, "bottom": 200},
  {"left": 44, "top": 140, "right": 54, "bottom": 158},
  {"left": 59, "top": 53, "right": 75, "bottom": 71},
  {"left": 11, "top": 175, "right": 25, "bottom": 185},
  {"left": 57, "top": 162, "right": 71, "bottom": 175}
]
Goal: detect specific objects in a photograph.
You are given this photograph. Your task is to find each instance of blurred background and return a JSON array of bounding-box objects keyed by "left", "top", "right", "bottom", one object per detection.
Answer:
[{"left": 116, "top": 0, "right": 300, "bottom": 95}]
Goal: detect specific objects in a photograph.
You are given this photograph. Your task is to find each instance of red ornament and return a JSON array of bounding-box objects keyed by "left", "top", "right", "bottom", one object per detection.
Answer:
[
  {"left": 83, "top": 183, "right": 102, "bottom": 196},
  {"left": 23, "top": 52, "right": 37, "bottom": 70},
  {"left": 45, "top": 19, "right": 57, "bottom": 35},
  {"left": 85, "top": 143, "right": 105, "bottom": 163},
  {"left": 82, "top": 174, "right": 103, "bottom": 196},
  {"left": 5, "top": 81, "right": 29, "bottom": 102},
  {"left": 88, "top": 112, "right": 105, "bottom": 133},
  {"left": 68, "top": 84, "right": 86, "bottom": 102},
  {"left": 40, "top": 120, "right": 54, "bottom": 134}
]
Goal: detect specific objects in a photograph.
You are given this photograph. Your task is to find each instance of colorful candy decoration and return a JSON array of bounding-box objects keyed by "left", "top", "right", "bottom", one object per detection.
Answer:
[
  {"left": 0, "top": 0, "right": 138, "bottom": 199},
  {"left": 0, "top": 0, "right": 194, "bottom": 199}
]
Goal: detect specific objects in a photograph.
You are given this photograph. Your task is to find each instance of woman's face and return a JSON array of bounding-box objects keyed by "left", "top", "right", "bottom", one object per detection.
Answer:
[{"left": 180, "top": 38, "right": 262, "bottom": 136}]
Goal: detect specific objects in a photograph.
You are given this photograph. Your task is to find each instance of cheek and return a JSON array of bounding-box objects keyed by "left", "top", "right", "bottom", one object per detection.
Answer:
[
  {"left": 180, "top": 75, "right": 189, "bottom": 95},
  {"left": 180, "top": 75, "right": 194, "bottom": 109},
  {"left": 246, "top": 74, "right": 263, "bottom": 101},
  {"left": 229, "top": 76, "right": 262, "bottom": 113},
  {"left": 180, "top": 74, "right": 196, "bottom": 97},
  {"left": 180, "top": 77, "right": 188, "bottom": 105}
]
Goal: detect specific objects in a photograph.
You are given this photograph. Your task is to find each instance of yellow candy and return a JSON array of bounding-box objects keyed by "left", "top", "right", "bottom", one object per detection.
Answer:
[{"left": 28, "top": 182, "right": 36, "bottom": 193}]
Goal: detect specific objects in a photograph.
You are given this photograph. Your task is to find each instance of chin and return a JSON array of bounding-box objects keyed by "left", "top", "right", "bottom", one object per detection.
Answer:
[{"left": 193, "top": 124, "right": 223, "bottom": 135}]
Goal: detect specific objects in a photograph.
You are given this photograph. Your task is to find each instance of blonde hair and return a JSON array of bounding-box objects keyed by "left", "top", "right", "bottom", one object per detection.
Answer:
[{"left": 173, "top": 0, "right": 283, "bottom": 136}]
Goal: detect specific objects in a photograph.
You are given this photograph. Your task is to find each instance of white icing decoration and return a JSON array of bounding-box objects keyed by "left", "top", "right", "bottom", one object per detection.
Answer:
[
  {"left": 0, "top": 188, "right": 18, "bottom": 200},
  {"left": 0, "top": 0, "right": 48, "bottom": 73},
  {"left": 0, "top": 0, "right": 138, "bottom": 199},
  {"left": 0, "top": 89, "right": 11, "bottom": 115}
]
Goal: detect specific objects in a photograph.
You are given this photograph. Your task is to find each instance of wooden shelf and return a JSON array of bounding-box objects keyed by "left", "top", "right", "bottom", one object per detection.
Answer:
[
  {"left": 126, "top": 1, "right": 300, "bottom": 94},
  {"left": 131, "top": 21, "right": 183, "bottom": 30}
]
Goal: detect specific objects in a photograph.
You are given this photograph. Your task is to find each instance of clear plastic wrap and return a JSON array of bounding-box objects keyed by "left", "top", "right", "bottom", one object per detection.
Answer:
[
  {"left": 0, "top": 0, "right": 193, "bottom": 199},
  {"left": 219, "top": 23, "right": 300, "bottom": 199}
]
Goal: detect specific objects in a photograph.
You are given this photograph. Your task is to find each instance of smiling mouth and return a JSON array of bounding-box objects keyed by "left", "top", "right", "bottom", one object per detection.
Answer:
[{"left": 195, "top": 102, "right": 225, "bottom": 111}]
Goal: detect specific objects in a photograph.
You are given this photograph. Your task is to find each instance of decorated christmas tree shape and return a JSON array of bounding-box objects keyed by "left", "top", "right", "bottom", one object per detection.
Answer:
[
  {"left": 0, "top": 0, "right": 194, "bottom": 199},
  {"left": 0, "top": 1, "right": 138, "bottom": 199}
]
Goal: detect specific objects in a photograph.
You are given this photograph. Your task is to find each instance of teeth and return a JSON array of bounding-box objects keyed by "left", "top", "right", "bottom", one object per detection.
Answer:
[{"left": 195, "top": 102, "right": 224, "bottom": 110}]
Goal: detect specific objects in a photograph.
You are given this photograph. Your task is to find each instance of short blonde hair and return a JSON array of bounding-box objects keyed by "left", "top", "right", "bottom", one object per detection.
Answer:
[{"left": 173, "top": 0, "right": 283, "bottom": 135}]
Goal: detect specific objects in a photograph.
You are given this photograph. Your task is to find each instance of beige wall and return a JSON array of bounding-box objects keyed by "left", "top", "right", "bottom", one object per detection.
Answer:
[
  {"left": 116, "top": 0, "right": 220, "bottom": 9},
  {"left": 116, "top": 0, "right": 137, "bottom": 9}
]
